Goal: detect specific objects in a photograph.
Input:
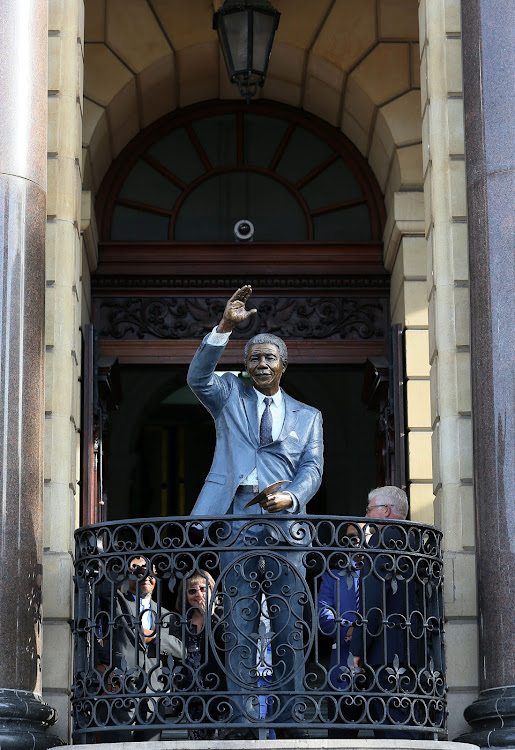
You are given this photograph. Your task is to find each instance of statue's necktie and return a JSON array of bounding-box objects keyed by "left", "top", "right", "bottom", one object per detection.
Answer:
[{"left": 260, "top": 397, "right": 273, "bottom": 445}]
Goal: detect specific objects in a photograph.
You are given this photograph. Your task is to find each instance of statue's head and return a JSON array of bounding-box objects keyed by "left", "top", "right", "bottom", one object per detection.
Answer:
[{"left": 244, "top": 334, "right": 288, "bottom": 395}]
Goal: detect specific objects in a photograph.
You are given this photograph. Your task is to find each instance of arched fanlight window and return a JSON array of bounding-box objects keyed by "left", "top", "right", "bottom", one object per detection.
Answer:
[{"left": 99, "top": 102, "right": 384, "bottom": 243}]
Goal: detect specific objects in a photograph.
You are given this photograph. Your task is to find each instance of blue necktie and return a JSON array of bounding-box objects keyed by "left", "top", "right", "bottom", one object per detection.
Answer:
[{"left": 260, "top": 397, "right": 273, "bottom": 445}]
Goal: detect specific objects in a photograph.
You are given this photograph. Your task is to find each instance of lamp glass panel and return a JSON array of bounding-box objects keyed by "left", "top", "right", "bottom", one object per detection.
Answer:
[
  {"left": 251, "top": 11, "right": 276, "bottom": 73},
  {"left": 222, "top": 11, "right": 250, "bottom": 73}
]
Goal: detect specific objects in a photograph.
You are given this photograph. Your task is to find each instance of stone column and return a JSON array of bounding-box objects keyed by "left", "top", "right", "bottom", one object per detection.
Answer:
[
  {"left": 456, "top": 0, "right": 515, "bottom": 747},
  {"left": 0, "top": 1, "right": 61, "bottom": 748}
]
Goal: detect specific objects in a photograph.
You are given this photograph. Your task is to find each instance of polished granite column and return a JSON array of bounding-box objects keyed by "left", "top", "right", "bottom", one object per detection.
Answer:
[
  {"left": 456, "top": 0, "right": 515, "bottom": 747},
  {"left": 0, "top": 1, "right": 61, "bottom": 748}
]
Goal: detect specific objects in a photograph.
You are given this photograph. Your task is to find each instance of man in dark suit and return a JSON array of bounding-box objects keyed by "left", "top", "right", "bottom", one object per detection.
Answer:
[
  {"left": 96, "top": 557, "right": 182, "bottom": 742},
  {"left": 351, "top": 486, "right": 424, "bottom": 739},
  {"left": 318, "top": 565, "right": 361, "bottom": 738},
  {"left": 187, "top": 285, "right": 324, "bottom": 739}
]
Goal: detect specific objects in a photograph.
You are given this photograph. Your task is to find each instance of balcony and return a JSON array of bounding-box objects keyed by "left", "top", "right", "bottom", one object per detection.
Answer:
[{"left": 72, "top": 515, "right": 445, "bottom": 742}]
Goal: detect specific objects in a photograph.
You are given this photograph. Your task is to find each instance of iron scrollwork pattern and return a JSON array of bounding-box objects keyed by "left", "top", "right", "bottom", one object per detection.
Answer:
[
  {"left": 95, "top": 297, "right": 387, "bottom": 341},
  {"left": 72, "top": 515, "right": 446, "bottom": 740}
]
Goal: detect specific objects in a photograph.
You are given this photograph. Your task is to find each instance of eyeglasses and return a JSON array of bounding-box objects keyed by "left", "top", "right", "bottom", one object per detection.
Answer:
[{"left": 365, "top": 503, "right": 388, "bottom": 513}]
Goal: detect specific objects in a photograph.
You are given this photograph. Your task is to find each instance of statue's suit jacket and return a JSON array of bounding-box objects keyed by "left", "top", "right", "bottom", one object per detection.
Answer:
[{"left": 187, "top": 335, "right": 323, "bottom": 517}]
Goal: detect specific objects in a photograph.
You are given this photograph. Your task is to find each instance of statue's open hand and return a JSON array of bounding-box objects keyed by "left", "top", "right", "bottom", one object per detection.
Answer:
[
  {"left": 217, "top": 285, "right": 257, "bottom": 332},
  {"left": 260, "top": 491, "right": 293, "bottom": 513}
]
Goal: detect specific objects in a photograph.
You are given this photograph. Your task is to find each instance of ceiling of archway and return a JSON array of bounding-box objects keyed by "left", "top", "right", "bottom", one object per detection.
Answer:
[{"left": 83, "top": 0, "right": 423, "bottom": 212}]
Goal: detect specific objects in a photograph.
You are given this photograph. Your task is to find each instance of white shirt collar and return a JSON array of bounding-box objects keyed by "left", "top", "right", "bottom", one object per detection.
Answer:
[{"left": 253, "top": 388, "right": 283, "bottom": 406}]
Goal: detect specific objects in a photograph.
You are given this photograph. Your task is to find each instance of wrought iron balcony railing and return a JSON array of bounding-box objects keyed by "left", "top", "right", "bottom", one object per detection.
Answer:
[{"left": 72, "top": 515, "right": 446, "bottom": 741}]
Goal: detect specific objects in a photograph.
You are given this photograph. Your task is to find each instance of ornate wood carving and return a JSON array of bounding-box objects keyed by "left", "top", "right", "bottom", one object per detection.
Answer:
[{"left": 95, "top": 296, "right": 387, "bottom": 342}]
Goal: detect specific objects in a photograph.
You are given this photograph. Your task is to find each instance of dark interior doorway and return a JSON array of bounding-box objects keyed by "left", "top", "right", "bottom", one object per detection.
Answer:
[{"left": 106, "top": 364, "right": 378, "bottom": 521}]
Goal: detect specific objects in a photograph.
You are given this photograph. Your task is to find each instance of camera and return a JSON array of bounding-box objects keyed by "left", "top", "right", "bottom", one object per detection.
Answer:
[{"left": 234, "top": 219, "right": 255, "bottom": 242}]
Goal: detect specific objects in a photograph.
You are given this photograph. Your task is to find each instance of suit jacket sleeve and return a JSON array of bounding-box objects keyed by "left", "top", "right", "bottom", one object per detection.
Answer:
[
  {"left": 286, "top": 410, "right": 323, "bottom": 510},
  {"left": 187, "top": 334, "right": 233, "bottom": 420},
  {"left": 318, "top": 572, "right": 352, "bottom": 644}
]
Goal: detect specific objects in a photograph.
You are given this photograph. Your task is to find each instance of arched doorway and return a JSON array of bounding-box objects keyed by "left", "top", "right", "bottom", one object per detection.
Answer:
[{"left": 84, "top": 100, "right": 403, "bottom": 525}]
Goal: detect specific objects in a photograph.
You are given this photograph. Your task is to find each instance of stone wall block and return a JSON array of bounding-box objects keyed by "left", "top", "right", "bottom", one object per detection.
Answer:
[
  {"left": 396, "top": 143, "right": 423, "bottom": 188},
  {"left": 45, "top": 285, "right": 77, "bottom": 352},
  {"left": 407, "top": 380, "right": 431, "bottom": 428},
  {"left": 429, "top": 352, "right": 439, "bottom": 427},
  {"left": 459, "top": 484, "right": 475, "bottom": 550},
  {"left": 43, "top": 482, "right": 75, "bottom": 552},
  {"left": 403, "top": 234, "right": 427, "bottom": 277},
  {"left": 42, "top": 553, "right": 73, "bottom": 619},
  {"left": 458, "top": 417, "right": 473, "bottom": 482},
  {"left": 434, "top": 284, "right": 459, "bottom": 352},
  {"left": 408, "top": 430, "right": 433, "bottom": 480},
  {"left": 48, "top": 34, "right": 62, "bottom": 91},
  {"left": 48, "top": 93, "right": 79, "bottom": 159},
  {"left": 431, "top": 421, "right": 441, "bottom": 493},
  {"left": 437, "top": 415, "right": 462, "bottom": 486},
  {"left": 445, "top": 37, "right": 463, "bottom": 94},
  {"left": 451, "top": 221, "right": 469, "bottom": 282},
  {"left": 445, "top": 621, "right": 479, "bottom": 687},
  {"left": 448, "top": 97, "right": 465, "bottom": 155},
  {"left": 422, "top": 107, "right": 430, "bottom": 174},
  {"left": 408, "top": 482, "right": 434, "bottom": 524},
  {"left": 449, "top": 159, "right": 467, "bottom": 218},
  {"left": 454, "top": 284, "right": 470, "bottom": 348},
  {"left": 444, "top": 551, "right": 477, "bottom": 617},
  {"left": 405, "top": 329, "right": 430, "bottom": 377},
  {"left": 423, "top": 162, "right": 432, "bottom": 235},
  {"left": 44, "top": 416, "right": 78, "bottom": 485},
  {"left": 42, "top": 622, "right": 73, "bottom": 689},
  {"left": 48, "top": 0, "right": 64, "bottom": 32},
  {"left": 47, "top": 156, "right": 80, "bottom": 222},
  {"left": 46, "top": 219, "right": 80, "bottom": 285},
  {"left": 444, "top": 0, "right": 461, "bottom": 33},
  {"left": 45, "top": 350, "right": 75, "bottom": 416},
  {"left": 456, "top": 351, "right": 471, "bottom": 415},
  {"left": 435, "top": 349, "right": 458, "bottom": 416},
  {"left": 404, "top": 280, "right": 429, "bottom": 326},
  {"left": 418, "top": 0, "right": 427, "bottom": 54},
  {"left": 428, "top": 290, "right": 436, "bottom": 363},
  {"left": 437, "top": 482, "right": 464, "bottom": 551}
]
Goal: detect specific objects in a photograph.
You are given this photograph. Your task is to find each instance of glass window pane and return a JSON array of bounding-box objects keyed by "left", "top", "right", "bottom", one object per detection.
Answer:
[
  {"left": 313, "top": 204, "right": 371, "bottom": 241},
  {"left": 119, "top": 160, "right": 182, "bottom": 210},
  {"left": 243, "top": 114, "right": 289, "bottom": 167},
  {"left": 276, "top": 126, "right": 333, "bottom": 184},
  {"left": 192, "top": 114, "right": 237, "bottom": 167},
  {"left": 175, "top": 172, "right": 307, "bottom": 241},
  {"left": 147, "top": 128, "right": 205, "bottom": 184},
  {"left": 111, "top": 205, "right": 169, "bottom": 241},
  {"left": 300, "top": 159, "right": 363, "bottom": 211}
]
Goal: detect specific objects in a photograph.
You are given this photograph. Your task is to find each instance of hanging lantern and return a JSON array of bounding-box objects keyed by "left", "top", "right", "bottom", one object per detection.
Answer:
[{"left": 213, "top": 0, "right": 281, "bottom": 103}]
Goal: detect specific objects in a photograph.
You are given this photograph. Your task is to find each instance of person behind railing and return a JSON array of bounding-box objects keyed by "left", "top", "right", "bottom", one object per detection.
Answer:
[
  {"left": 351, "top": 486, "right": 425, "bottom": 739},
  {"left": 318, "top": 525, "right": 361, "bottom": 739},
  {"left": 187, "top": 285, "right": 323, "bottom": 740},
  {"left": 174, "top": 569, "right": 226, "bottom": 740},
  {"left": 95, "top": 556, "right": 182, "bottom": 742}
]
